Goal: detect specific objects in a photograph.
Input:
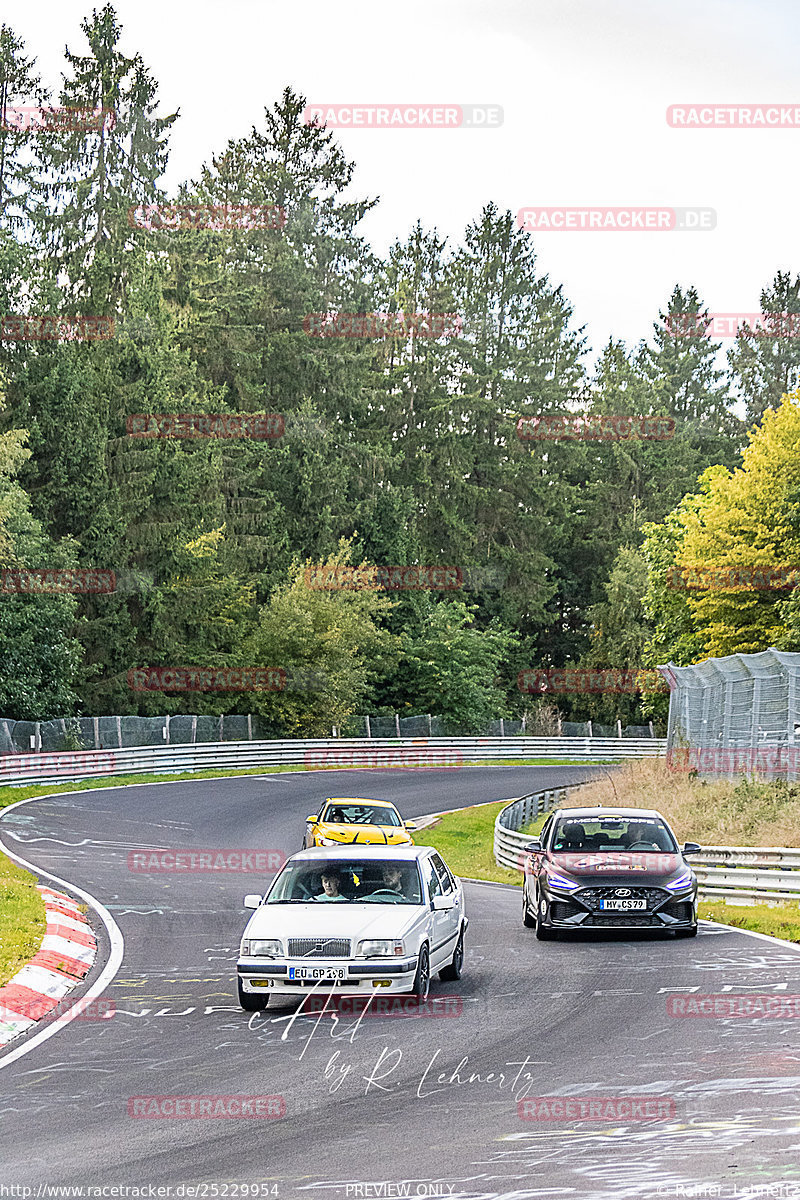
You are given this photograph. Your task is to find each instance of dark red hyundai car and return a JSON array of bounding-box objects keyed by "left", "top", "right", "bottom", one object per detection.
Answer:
[{"left": 521, "top": 806, "right": 701, "bottom": 940}]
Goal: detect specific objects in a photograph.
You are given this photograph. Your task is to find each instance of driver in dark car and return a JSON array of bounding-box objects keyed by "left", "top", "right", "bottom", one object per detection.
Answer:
[{"left": 626, "top": 822, "right": 660, "bottom": 850}]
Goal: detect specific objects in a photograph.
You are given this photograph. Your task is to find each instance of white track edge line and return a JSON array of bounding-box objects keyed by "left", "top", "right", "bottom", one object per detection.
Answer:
[{"left": 0, "top": 794, "right": 124, "bottom": 1070}]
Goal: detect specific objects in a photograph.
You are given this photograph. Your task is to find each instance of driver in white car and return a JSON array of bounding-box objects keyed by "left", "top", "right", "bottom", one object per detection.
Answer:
[{"left": 380, "top": 864, "right": 405, "bottom": 895}]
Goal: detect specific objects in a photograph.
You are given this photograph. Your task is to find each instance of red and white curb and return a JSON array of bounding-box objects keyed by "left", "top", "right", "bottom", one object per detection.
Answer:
[{"left": 0, "top": 886, "right": 96, "bottom": 1045}]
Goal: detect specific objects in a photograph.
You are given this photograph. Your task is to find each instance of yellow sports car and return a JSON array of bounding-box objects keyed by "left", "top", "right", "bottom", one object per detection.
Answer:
[{"left": 303, "top": 797, "right": 415, "bottom": 849}]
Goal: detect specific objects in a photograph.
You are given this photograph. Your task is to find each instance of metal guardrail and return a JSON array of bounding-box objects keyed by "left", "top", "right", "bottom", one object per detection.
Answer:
[
  {"left": 0, "top": 736, "right": 666, "bottom": 787},
  {"left": 494, "top": 788, "right": 800, "bottom": 903}
]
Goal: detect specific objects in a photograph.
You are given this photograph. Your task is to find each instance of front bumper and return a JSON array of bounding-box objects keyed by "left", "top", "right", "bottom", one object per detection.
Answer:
[
  {"left": 237, "top": 956, "right": 419, "bottom": 996},
  {"left": 541, "top": 884, "right": 698, "bottom": 930}
]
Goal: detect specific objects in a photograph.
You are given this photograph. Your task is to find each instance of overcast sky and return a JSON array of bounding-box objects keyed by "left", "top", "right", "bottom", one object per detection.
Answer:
[{"left": 11, "top": 0, "right": 800, "bottom": 360}]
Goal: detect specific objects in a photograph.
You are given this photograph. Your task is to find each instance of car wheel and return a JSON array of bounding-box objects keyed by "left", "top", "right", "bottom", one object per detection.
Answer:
[
  {"left": 237, "top": 978, "right": 270, "bottom": 1011},
  {"left": 522, "top": 885, "right": 536, "bottom": 928},
  {"left": 411, "top": 945, "right": 430, "bottom": 999},
  {"left": 535, "top": 896, "right": 556, "bottom": 941},
  {"left": 439, "top": 928, "right": 464, "bottom": 982},
  {"left": 675, "top": 925, "right": 698, "bottom": 938}
]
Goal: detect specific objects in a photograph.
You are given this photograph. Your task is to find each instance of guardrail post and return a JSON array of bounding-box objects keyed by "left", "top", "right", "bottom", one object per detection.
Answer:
[
  {"left": 164, "top": 715, "right": 170, "bottom": 745},
  {"left": 365, "top": 715, "right": 371, "bottom": 739},
  {"left": 34, "top": 722, "right": 41, "bottom": 752},
  {"left": 247, "top": 714, "right": 252, "bottom": 740},
  {"left": 116, "top": 716, "right": 122, "bottom": 749},
  {"left": 191, "top": 715, "right": 197, "bottom": 743},
  {"left": 93, "top": 716, "right": 99, "bottom": 749},
  {"left": 395, "top": 713, "right": 401, "bottom": 738}
]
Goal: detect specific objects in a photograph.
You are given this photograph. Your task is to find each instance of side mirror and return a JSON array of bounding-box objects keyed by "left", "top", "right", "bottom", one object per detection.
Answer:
[
  {"left": 404, "top": 820, "right": 417, "bottom": 831},
  {"left": 306, "top": 815, "right": 318, "bottom": 824},
  {"left": 682, "top": 842, "right": 702, "bottom": 855},
  {"left": 431, "top": 894, "right": 454, "bottom": 911},
  {"left": 524, "top": 839, "right": 542, "bottom": 853},
  {"left": 243, "top": 894, "right": 263, "bottom": 909}
]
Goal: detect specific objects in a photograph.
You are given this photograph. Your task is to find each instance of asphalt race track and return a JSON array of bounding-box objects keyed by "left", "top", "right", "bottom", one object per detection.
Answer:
[{"left": 2, "top": 764, "right": 800, "bottom": 1200}]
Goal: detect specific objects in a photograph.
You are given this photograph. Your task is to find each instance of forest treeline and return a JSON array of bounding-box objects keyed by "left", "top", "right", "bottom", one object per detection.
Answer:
[{"left": 2, "top": 8, "right": 800, "bottom": 735}]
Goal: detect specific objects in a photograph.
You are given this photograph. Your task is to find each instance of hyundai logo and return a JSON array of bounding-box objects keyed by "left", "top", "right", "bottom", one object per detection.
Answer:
[{"left": 615, "top": 888, "right": 632, "bottom": 897}]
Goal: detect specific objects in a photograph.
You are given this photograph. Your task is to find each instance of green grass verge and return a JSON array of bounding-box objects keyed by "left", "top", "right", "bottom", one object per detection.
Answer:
[
  {"left": 0, "top": 850, "right": 46, "bottom": 987},
  {"left": 414, "top": 800, "right": 539, "bottom": 886},
  {"left": 0, "top": 756, "right": 603, "bottom": 814},
  {"left": 699, "top": 900, "right": 800, "bottom": 944}
]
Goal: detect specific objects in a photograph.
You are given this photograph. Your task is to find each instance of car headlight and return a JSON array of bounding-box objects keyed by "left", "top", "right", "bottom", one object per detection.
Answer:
[
  {"left": 546, "top": 870, "right": 580, "bottom": 891},
  {"left": 318, "top": 836, "right": 339, "bottom": 846},
  {"left": 240, "top": 938, "right": 282, "bottom": 957},
  {"left": 666, "top": 870, "right": 694, "bottom": 891},
  {"left": 357, "top": 939, "right": 405, "bottom": 957}
]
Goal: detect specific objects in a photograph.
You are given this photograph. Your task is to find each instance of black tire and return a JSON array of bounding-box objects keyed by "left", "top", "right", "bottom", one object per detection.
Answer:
[
  {"left": 238, "top": 978, "right": 270, "bottom": 1011},
  {"left": 675, "top": 925, "right": 698, "bottom": 938},
  {"left": 522, "top": 885, "right": 536, "bottom": 929},
  {"left": 439, "top": 928, "right": 464, "bottom": 982},
  {"left": 535, "top": 895, "right": 557, "bottom": 941},
  {"left": 411, "top": 945, "right": 430, "bottom": 999}
]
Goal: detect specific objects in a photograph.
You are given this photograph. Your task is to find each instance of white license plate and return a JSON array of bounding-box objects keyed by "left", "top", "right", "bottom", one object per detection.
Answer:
[
  {"left": 288, "top": 966, "right": 347, "bottom": 981},
  {"left": 600, "top": 899, "right": 647, "bottom": 911}
]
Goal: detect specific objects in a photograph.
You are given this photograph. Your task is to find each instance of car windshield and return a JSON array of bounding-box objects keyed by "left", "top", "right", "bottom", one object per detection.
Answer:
[
  {"left": 322, "top": 803, "right": 402, "bottom": 827},
  {"left": 266, "top": 857, "right": 423, "bottom": 904},
  {"left": 551, "top": 816, "right": 677, "bottom": 853}
]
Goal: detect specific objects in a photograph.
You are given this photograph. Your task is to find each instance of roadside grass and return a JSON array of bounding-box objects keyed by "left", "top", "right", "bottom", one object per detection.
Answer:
[
  {"left": 699, "top": 900, "right": 800, "bottom": 944},
  {"left": 0, "top": 757, "right": 605, "bottom": 815},
  {"left": 560, "top": 757, "right": 800, "bottom": 846},
  {"left": 414, "top": 801, "right": 549, "bottom": 886},
  {"left": 0, "top": 851, "right": 46, "bottom": 987}
]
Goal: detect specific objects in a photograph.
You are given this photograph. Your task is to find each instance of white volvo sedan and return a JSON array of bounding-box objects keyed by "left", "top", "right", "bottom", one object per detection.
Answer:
[{"left": 237, "top": 845, "right": 467, "bottom": 1010}]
